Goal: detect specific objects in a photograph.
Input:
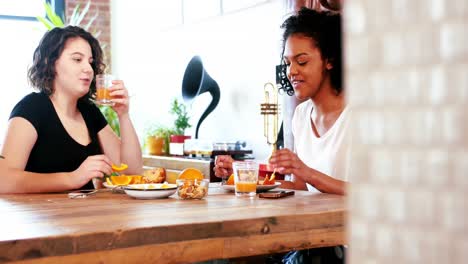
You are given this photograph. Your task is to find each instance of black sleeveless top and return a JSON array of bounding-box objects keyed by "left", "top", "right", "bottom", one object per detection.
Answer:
[{"left": 9, "top": 92, "right": 108, "bottom": 189}]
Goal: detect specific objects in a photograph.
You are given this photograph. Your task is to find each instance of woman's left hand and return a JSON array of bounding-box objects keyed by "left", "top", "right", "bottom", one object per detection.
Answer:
[
  {"left": 268, "top": 148, "right": 310, "bottom": 180},
  {"left": 109, "top": 80, "right": 130, "bottom": 116}
]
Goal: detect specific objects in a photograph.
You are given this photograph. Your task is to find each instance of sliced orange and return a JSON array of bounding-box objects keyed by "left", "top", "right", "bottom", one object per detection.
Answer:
[
  {"left": 112, "top": 163, "right": 128, "bottom": 172},
  {"left": 226, "top": 174, "right": 234, "bottom": 185},
  {"left": 128, "top": 175, "right": 143, "bottom": 184},
  {"left": 110, "top": 175, "right": 132, "bottom": 185},
  {"left": 266, "top": 174, "right": 274, "bottom": 185},
  {"left": 178, "top": 168, "right": 204, "bottom": 180},
  {"left": 260, "top": 174, "right": 275, "bottom": 185},
  {"left": 265, "top": 178, "right": 272, "bottom": 184}
]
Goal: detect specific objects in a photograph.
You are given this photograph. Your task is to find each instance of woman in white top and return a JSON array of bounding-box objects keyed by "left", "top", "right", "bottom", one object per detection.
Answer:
[
  {"left": 270, "top": 8, "right": 347, "bottom": 195},
  {"left": 215, "top": 8, "right": 348, "bottom": 195}
]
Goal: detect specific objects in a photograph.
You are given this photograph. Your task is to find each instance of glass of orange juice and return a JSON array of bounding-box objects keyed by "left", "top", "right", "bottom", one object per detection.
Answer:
[
  {"left": 95, "top": 74, "right": 114, "bottom": 106},
  {"left": 233, "top": 161, "right": 258, "bottom": 197}
]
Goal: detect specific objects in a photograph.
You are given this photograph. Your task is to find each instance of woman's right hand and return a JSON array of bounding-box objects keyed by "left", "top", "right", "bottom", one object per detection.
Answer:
[
  {"left": 213, "top": 155, "right": 234, "bottom": 178},
  {"left": 71, "top": 155, "right": 112, "bottom": 187}
]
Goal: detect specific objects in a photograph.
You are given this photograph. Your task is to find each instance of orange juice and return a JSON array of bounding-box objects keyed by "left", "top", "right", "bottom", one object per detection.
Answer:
[
  {"left": 235, "top": 181, "right": 256, "bottom": 193},
  {"left": 232, "top": 161, "right": 259, "bottom": 197},
  {"left": 96, "top": 87, "right": 111, "bottom": 101}
]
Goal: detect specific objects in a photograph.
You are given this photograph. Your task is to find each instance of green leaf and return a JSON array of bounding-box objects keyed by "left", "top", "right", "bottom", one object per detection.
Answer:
[
  {"left": 36, "top": 16, "right": 54, "bottom": 30},
  {"left": 99, "top": 106, "right": 120, "bottom": 137},
  {"left": 68, "top": 3, "right": 80, "bottom": 25},
  {"left": 84, "top": 10, "right": 99, "bottom": 31},
  {"left": 74, "top": 0, "right": 91, "bottom": 27},
  {"left": 170, "top": 98, "right": 191, "bottom": 135},
  {"left": 103, "top": 172, "right": 120, "bottom": 180},
  {"left": 44, "top": 2, "right": 63, "bottom": 27},
  {"left": 51, "top": 13, "right": 64, "bottom": 27}
]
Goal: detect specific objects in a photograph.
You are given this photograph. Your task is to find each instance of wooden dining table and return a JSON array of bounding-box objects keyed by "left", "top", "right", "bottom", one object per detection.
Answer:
[{"left": 0, "top": 185, "right": 346, "bottom": 263}]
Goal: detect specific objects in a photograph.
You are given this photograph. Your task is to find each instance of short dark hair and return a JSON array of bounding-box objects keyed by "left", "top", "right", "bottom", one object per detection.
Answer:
[
  {"left": 280, "top": 8, "right": 342, "bottom": 95},
  {"left": 28, "top": 26, "right": 105, "bottom": 102}
]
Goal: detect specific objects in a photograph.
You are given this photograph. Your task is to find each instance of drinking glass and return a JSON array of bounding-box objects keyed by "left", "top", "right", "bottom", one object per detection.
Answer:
[
  {"left": 95, "top": 74, "right": 114, "bottom": 106},
  {"left": 232, "top": 161, "right": 258, "bottom": 197}
]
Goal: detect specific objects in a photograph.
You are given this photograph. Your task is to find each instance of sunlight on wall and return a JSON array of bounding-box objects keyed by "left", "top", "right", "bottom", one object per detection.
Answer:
[{"left": 112, "top": 0, "right": 284, "bottom": 160}]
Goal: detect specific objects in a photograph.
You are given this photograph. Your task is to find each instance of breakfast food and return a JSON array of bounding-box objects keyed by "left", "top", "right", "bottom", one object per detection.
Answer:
[
  {"left": 128, "top": 175, "right": 143, "bottom": 184},
  {"left": 226, "top": 174, "right": 234, "bottom": 185},
  {"left": 177, "top": 168, "right": 208, "bottom": 199},
  {"left": 111, "top": 163, "right": 128, "bottom": 172},
  {"left": 106, "top": 175, "right": 142, "bottom": 185},
  {"left": 133, "top": 183, "right": 174, "bottom": 189},
  {"left": 143, "top": 168, "right": 166, "bottom": 183},
  {"left": 178, "top": 168, "right": 204, "bottom": 180},
  {"left": 260, "top": 173, "right": 276, "bottom": 185},
  {"left": 107, "top": 175, "right": 132, "bottom": 185},
  {"left": 177, "top": 179, "right": 208, "bottom": 199}
]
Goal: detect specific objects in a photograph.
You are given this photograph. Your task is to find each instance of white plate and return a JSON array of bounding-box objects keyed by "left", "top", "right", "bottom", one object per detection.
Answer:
[
  {"left": 123, "top": 184, "right": 177, "bottom": 199},
  {"left": 103, "top": 182, "right": 118, "bottom": 188},
  {"left": 222, "top": 182, "right": 281, "bottom": 192}
]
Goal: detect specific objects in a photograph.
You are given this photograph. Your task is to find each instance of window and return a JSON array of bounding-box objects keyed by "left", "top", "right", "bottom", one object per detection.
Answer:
[
  {"left": 0, "top": 0, "right": 44, "bottom": 18},
  {"left": 0, "top": 1, "right": 63, "bottom": 142}
]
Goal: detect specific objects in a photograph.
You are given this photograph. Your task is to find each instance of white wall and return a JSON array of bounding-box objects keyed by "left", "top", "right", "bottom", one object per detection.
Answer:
[{"left": 111, "top": 0, "right": 284, "bottom": 161}]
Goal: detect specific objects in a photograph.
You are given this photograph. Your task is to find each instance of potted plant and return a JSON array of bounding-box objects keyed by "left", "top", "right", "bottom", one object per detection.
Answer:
[
  {"left": 37, "top": 1, "right": 99, "bottom": 33},
  {"left": 144, "top": 124, "right": 173, "bottom": 156},
  {"left": 169, "top": 98, "right": 192, "bottom": 156},
  {"left": 99, "top": 106, "right": 120, "bottom": 137}
]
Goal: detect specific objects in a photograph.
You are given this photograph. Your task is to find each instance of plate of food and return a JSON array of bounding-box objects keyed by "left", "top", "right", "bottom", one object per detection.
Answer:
[
  {"left": 103, "top": 167, "right": 167, "bottom": 188},
  {"left": 123, "top": 183, "right": 177, "bottom": 199}
]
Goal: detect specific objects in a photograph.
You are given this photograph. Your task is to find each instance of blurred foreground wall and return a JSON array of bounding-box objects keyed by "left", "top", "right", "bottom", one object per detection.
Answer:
[{"left": 345, "top": 0, "right": 468, "bottom": 263}]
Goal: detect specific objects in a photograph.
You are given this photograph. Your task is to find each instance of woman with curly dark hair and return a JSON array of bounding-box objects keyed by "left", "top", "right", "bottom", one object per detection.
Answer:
[
  {"left": 213, "top": 8, "right": 347, "bottom": 263},
  {"left": 268, "top": 7, "right": 348, "bottom": 196},
  {"left": 0, "top": 26, "right": 142, "bottom": 193},
  {"left": 215, "top": 8, "right": 348, "bottom": 197}
]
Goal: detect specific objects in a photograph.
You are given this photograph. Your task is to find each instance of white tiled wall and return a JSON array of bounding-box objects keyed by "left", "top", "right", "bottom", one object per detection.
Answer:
[{"left": 345, "top": 0, "right": 468, "bottom": 263}]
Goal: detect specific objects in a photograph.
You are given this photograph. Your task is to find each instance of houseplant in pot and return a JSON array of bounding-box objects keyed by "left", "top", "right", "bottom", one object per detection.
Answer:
[
  {"left": 169, "top": 98, "right": 191, "bottom": 156},
  {"left": 144, "top": 124, "right": 173, "bottom": 156}
]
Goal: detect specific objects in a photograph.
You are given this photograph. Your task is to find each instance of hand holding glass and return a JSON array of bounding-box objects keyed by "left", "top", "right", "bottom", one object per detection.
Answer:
[{"left": 95, "top": 74, "right": 114, "bottom": 106}]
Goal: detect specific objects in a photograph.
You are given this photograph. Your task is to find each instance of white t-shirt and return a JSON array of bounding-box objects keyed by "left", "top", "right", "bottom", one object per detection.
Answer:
[{"left": 292, "top": 100, "right": 350, "bottom": 192}]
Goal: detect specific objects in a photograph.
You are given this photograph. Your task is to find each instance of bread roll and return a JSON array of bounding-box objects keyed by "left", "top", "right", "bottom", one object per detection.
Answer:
[{"left": 143, "top": 168, "right": 166, "bottom": 183}]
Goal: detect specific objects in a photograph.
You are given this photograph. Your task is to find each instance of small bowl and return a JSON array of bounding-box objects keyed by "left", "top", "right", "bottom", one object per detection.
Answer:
[{"left": 176, "top": 179, "right": 209, "bottom": 199}]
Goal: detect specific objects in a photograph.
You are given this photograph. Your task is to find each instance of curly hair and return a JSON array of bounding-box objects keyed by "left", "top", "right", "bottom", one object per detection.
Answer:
[
  {"left": 280, "top": 8, "right": 342, "bottom": 95},
  {"left": 28, "top": 26, "right": 105, "bottom": 102}
]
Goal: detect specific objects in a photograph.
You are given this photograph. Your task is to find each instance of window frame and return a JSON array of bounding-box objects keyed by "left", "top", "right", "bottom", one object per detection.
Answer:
[{"left": 0, "top": 0, "right": 64, "bottom": 22}]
